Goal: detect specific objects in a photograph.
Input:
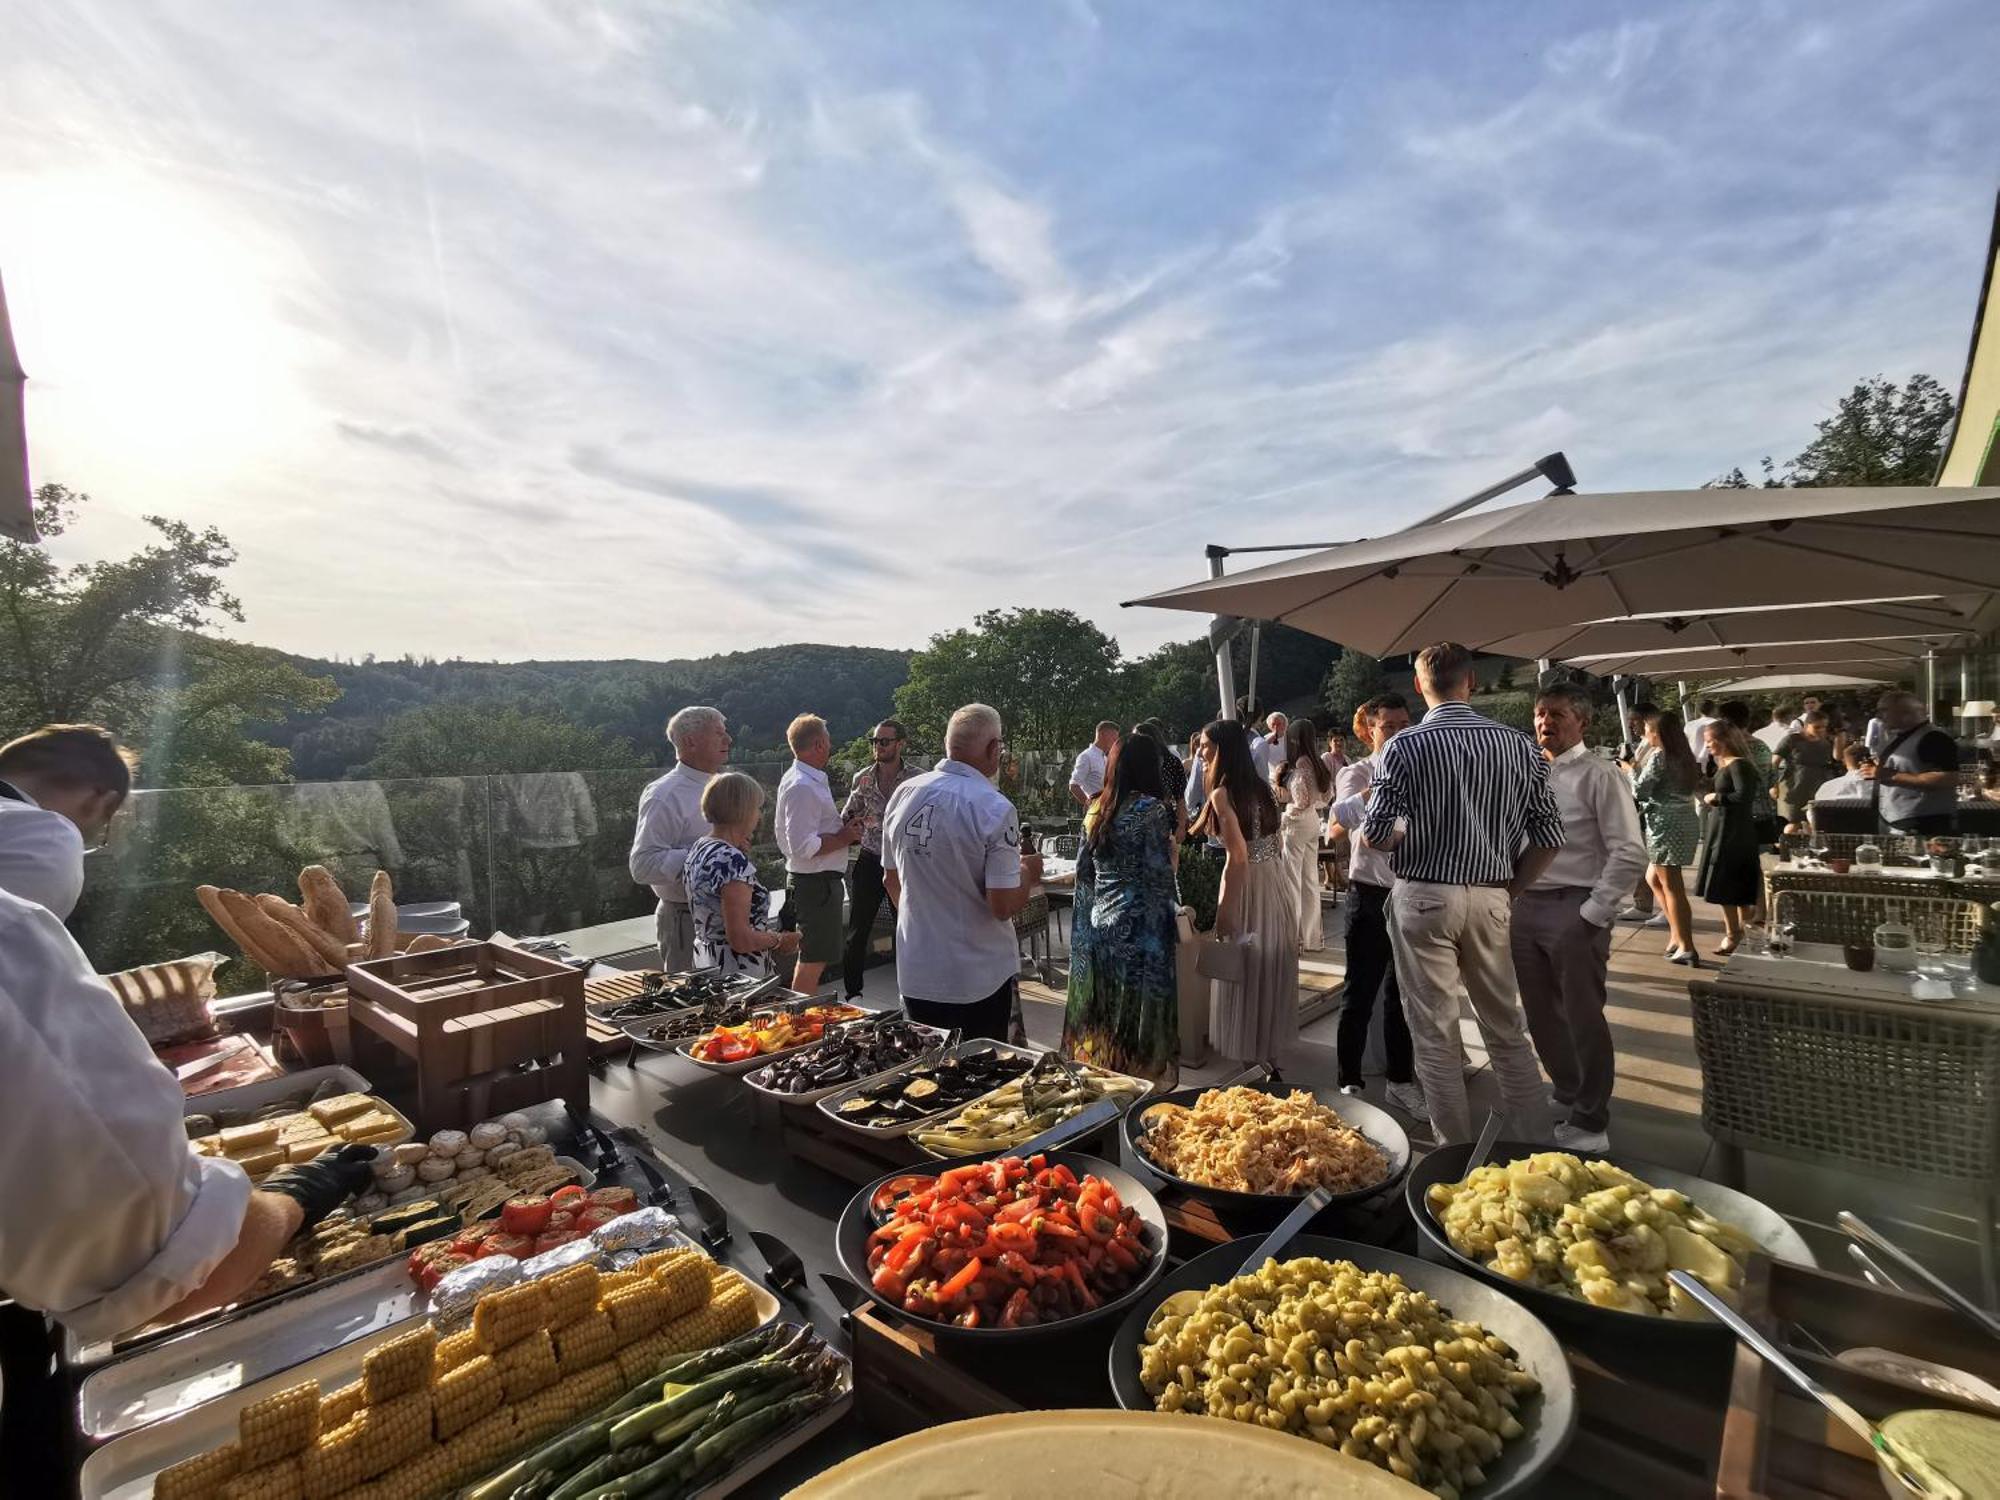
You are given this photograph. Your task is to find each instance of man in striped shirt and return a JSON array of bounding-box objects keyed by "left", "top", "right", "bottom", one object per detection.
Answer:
[{"left": 1361, "top": 643, "right": 1566, "bottom": 1144}]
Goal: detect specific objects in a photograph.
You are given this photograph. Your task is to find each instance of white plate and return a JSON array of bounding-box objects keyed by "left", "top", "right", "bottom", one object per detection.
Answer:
[
  {"left": 77, "top": 1244, "right": 782, "bottom": 1497},
  {"left": 740, "top": 1021, "right": 948, "bottom": 1106},
  {"left": 674, "top": 1005, "right": 873, "bottom": 1076},
  {"left": 814, "top": 1040, "right": 1047, "bottom": 1139}
]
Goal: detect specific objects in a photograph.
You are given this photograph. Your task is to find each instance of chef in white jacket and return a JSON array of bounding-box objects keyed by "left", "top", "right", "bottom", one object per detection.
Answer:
[
  {"left": 0, "top": 889, "right": 376, "bottom": 1338},
  {"left": 0, "top": 723, "right": 135, "bottom": 920}
]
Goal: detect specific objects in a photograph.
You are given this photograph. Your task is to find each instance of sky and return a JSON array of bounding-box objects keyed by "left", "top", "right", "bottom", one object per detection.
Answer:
[{"left": 2, "top": 0, "right": 1996, "bottom": 665}]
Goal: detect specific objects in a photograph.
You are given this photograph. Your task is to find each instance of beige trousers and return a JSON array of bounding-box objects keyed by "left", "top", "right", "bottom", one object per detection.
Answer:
[{"left": 1387, "top": 881, "right": 1549, "bottom": 1145}]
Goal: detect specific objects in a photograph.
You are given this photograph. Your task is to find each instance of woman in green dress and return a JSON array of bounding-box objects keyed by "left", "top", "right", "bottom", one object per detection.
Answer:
[
  {"left": 1632, "top": 711, "right": 1704, "bottom": 966},
  {"left": 1061, "top": 734, "right": 1181, "bottom": 1086}
]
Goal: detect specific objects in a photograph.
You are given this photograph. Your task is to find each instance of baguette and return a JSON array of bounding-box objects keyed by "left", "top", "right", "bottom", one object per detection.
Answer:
[
  {"left": 365, "top": 870, "right": 398, "bottom": 961},
  {"left": 217, "top": 888, "right": 325, "bottom": 979},
  {"left": 197, "top": 885, "right": 275, "bottom": 970},
  {"left": 297, "top": 865, "right": 358, "bottom": 946},
  {"left": 255, "top": 894, "right": 351, "bottom": 972},
  {"left": 404, "top": 933, "right": 454, "bottom": 954}
]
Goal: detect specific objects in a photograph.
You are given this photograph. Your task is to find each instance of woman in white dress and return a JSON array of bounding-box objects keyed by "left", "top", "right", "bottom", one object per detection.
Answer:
[
  {"left": 1193, "top": 719, "right": 1300, "bottom": 1069},
  {"left": 1274, "top": 718, "right": 1333, "bottom": 953}
]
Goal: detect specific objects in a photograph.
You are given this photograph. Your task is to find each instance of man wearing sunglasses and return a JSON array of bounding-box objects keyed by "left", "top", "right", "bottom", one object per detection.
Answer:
[
  {"left": 838, "top": 720, "right": 921, "bottom": 999},
  {"left": 0, "top": 723, "right": 135, "bottom": 920}
]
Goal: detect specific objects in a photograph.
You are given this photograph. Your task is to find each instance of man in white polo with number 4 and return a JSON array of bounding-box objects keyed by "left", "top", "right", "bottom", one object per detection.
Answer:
[{"left": 884, "top": 703, "right": 1042, "bottom": 1041}]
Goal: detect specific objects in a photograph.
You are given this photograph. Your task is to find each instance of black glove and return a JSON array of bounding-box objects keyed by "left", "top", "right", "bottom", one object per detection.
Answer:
[{"left": 261, "top": 1143, "right": 379, "bottom": 1231}]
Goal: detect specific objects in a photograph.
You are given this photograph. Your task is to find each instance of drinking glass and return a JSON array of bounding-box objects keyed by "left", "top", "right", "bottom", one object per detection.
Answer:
[{"left": 1914, "top": 912, "right": 1949, "bottom": 976}]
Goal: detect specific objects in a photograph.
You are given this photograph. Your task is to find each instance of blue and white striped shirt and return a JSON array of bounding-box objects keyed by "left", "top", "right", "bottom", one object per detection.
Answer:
[{"left": 1360, "top": 701, "right": 1565, "bottom": 885}]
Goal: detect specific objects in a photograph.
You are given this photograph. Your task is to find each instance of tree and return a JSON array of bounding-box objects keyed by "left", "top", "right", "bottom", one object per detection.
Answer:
[
  {"left": 1121, "top": 638, "right": 1220, "bottom": 739},
  {"left": 895, "top": 607, "right": 1123, "bottom": 751},
  {"left": 1320, "top": 649, "right": 1387, "bottom": 731},
  {"left": 1706, "top": 374, "right": 1955, "bottom": 490},
  {"left": 365, "top": 704, "right": 646, "bottom": 778}
]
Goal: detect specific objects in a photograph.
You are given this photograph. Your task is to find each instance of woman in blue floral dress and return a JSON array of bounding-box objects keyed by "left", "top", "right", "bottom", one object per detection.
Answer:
[
  {"left": 683, "top": 772, "right": 801, "bottom": 976},
  {"left": 1061, "top": 736, "right": 1181, "bottom": 1086}
]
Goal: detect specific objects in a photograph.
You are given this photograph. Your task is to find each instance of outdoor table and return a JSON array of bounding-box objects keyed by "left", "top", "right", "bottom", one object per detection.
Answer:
[
  {"left": 1769, "top": 859, "right": 2000, "bottom": 904},
  {"left": 1687, "top": 947, "right": 2000, "bottom": 1302}
]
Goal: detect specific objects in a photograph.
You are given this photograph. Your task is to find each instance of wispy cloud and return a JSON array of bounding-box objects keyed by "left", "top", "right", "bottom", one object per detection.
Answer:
[{"left": 0, "top": 0, "right": 1993, "bottom": 662}]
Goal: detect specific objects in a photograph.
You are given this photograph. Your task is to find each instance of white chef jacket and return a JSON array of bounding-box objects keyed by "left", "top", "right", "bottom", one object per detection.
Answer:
[
  {"left": 775, "top": 760, "right": 848, "bottom": 876},
  {"left": 0, "top": 888, "right": 252, "bottom": 1338},
  {"left": 882, "top": 759, "right": 1023, "bottom": 1002},
  {"left": 1069, "top": 744, "right": 1107, "bottom": 799},
  {"left": 628, "top": 764, "right": 714, "bottom": 905},
  {"left": 0, "top": 782, "right": 86, "bottom": 919}
]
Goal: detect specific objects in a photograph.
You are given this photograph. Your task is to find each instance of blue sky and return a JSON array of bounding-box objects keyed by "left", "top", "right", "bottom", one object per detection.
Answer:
[{"left": 2, "top": 0, "right": 1994, "bottom": 662}]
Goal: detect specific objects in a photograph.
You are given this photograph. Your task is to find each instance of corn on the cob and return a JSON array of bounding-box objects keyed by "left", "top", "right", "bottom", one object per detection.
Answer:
[
  {"left": 614, "top": 1344, "right": 660, "bottom": 1386},
  {"left": 551, "top": 1308, "right": 620, "bottom": 1372},
  {"left": 370, "top": 1440, "right": 453, "bottom": 1500},
  {"left": 539, "top": 1263, "right": 601, "bottom": 1328},
  {"left": 596, "top": 1270, "right": 644, "bottom": 1298},
  {"left": 220, "top": 1456, "right": 301, "bottom": 1500},
  {"left": 439, "top": 1406, "right": 518, "bottom": 1487},
  {"left": 237, "top": 1380, "right": 320, "bottom": 1465},
  {"left": 653, "top": 1254, "right": 711, "bottom": 1321},
  {"left": 602, "top": 1278, "right": 671, "bottom": 1343},
  {"left": 628, "top": 1246, "right": 699, "bottom": 1280},
  {"left": 507, "top": 1381, "right": 574, "bottom": 1444},
  {"left": 154, "top": 1441, "right": 242, "bottom": 1500},
  {"left": 653, "top": 1273, "right": 757, "bottom": 1355},
  {"left": 430, "top": 1352, "right": 503, "bottom": 1441},
  {"left": 361, "top": 1324, "right": 437, "bottom": 1403},
  {"left": 472, "top": 1281, "right": 551, "bottom": 1355},
  {"left": 432, "top": 1327, "right": 480, "bottom": 1378},
  {"left": 319, "top": 1380, "right": 366, "bottom": 1431},
  {"left": 490, "top": 1328, "right": 558, "bottom": 1401},
  {"left": 351, "top": 1389, "right": 432, "bottom": 1481},
  {"left": 302, "top": 1419, "right": 367, "bottom": 1500}
]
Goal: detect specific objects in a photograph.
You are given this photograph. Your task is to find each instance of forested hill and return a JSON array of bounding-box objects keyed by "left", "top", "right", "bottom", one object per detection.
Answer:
[{"left": 267, "top": 644, "right": 913, "bottom": 780}]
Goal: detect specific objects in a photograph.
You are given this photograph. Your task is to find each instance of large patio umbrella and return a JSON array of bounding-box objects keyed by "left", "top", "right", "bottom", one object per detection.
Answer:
[
  {"left": 1697, "top": 670, "right": 1899, "bottom": 696},
  {"left": 1481, "top": 594, "right": 1997, "bottom": 663},
  {"left": 1571, "top": 634, "right": 1968, "bottom": 679},
  {"left": 1124, "top": 486, "right": 2000, "bottom": 657},
  {"left": 0, "top": 271, "right": 32, "bottom": 544}
]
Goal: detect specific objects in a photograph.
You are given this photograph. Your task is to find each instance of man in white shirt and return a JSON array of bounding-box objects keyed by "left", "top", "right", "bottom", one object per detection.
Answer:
[
  {"left": 775, "top": 714, "right": 862, "bottom": 995},
  {"left": 1682, "top": 699, "right": 1719, "bottom": 759},
  {"left": 0, "top": 723, "right": 134, "bottom": 921},
  {"left": 884, "top": 703, "right": 1042, "bottom": 1040},
  {"left": 1790, "top": 696, "right": 1823, "bottom": 735},
  {"left": 1068, "top": 721, "right": 1119, "bottom": 807},
  {"left": 1325, "top": 693, "right": 1424, "bottom": 1117},
  {"left": 1754, "top": 705, "right": 1794, "bottom": 755},
  {"left": 0, "top": 888, "right": 375, "bottom": 1337},
  {"left": 629, "top": 706, "right": 730, "bottom": 972},
  {"left": 1511, "top": 684, "right": 1648, "bottom": 1152},
  {"left": 1809, "top": 745, "right": 1873, "bottom": 810},
  {"left": 1251, "top": 711, "right": 1290, "bottom": 780}
]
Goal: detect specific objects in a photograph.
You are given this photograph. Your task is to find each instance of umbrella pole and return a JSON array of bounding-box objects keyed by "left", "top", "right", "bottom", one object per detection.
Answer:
[
  {"left": 1615, "top": 680, "right": 1632, "bottom": 747},
  {"left": 1246, "top": 623, "right": 1263, "bottom": 720},
  {"left": 1207, "top": 548, "right": 1239, "bottom": 721},
  {"left": 1926, "top": 647, "right": 1938, "bottom": 716}
]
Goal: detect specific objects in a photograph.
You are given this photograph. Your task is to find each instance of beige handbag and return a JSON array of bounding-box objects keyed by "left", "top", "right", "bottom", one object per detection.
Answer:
[{"left": 1196, "top": 932, "right": 1256, "bottom": 984}]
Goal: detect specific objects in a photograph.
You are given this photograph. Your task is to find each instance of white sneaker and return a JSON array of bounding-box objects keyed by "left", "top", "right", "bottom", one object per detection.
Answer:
[
  {"left": 1553, "top": 1123, "right": 1610, "bottom": 1153},
  {"left": 1384, "top": 1081, "right": 1427, "bottom": 1116},
  {"left": 1615, "top": 905, "right": 1651, "bottom": 923},
  {"left": 1640, "top": 911, "right": 1668, "bottom": 929}
]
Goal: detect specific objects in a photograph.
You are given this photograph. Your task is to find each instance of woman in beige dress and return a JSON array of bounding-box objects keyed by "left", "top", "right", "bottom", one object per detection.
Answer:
[
  {"left": 1193, "top": 719, "right": 1300, "bottom": 1069},
  {"left": 1274, "top": 718, "right": 1333, "bottom": 953}
]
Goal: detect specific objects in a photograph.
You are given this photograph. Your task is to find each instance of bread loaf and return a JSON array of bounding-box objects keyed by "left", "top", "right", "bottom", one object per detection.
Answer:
[
  {"left": 199, "top": 885, "right": 297, "bottom": 977},
  {"left": 255, "top": 894, "right": 351, "bottom": 972},
  {"left": 298, "top": 865, "right": 358, "bottom": 945},
  {"left": 366, "top": 870, "right": 398, "bottom": 961},
  {"left": 217, "top": 888, "right": 324, "bottom": 979}
]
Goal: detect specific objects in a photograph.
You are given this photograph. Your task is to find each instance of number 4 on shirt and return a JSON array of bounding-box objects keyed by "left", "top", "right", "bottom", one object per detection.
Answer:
[{"left": 905, "top": 801, "right": 938, "bottom": 853}]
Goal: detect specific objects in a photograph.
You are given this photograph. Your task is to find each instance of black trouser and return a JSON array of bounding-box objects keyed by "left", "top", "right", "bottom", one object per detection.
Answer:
[
  {"left": 1336, "top": 881, "right": 1413, "bottom": 1087},
  {"left": 842, "top": 849, "right": 888, "bottom": 998},
  {"left": 1888, "top": 814, "right": 1958, "bottom": 837},
  {"left": 904, "top": 978, "right": 1015, "bottom": 1041}
]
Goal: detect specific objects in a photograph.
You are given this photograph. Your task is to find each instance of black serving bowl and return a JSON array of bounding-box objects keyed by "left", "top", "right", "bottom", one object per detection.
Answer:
[
  {"left": 1107, "top": 1233, "right": 1575, "bottom": 1500},
  {"left": 1408, "top": 1140, "right": 1817, "bottom": 1343},
  {"left": 835, "top": 1150, "right": 1169, "bottom": 1343},
  {"left": 1121, "top": 1078, "right": 1411, "bottom": 1217}
]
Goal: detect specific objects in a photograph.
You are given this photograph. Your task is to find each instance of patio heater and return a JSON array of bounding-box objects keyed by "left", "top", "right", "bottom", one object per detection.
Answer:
[{"left": 1200, "top": 454, "right": 1578, "bottom": 719}]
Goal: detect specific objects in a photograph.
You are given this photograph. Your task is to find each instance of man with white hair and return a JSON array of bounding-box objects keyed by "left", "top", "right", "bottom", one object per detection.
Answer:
[
  {"left": 629, "top": 706, "right": 731, "bottom": 971},
  {"left": 1068, "top": 721, "right": 1120, "bottom": 808},
  {"left": 1251, "top": 711, "right": 1290, "bottom": 781},
  {"left": 1861, "top": 690, "right": 1960, "bottom": 836},
  {"left": 884, "top": 704, "right": 1043, "bottom": 1040},
  {"left": 775, "top": 713, "right": 862, "bottom": 995}
]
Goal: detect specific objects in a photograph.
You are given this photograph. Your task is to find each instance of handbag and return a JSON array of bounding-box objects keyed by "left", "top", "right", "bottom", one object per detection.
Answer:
[{"left": 1196, "top": 932, "right": 1256, "bottom": 984}]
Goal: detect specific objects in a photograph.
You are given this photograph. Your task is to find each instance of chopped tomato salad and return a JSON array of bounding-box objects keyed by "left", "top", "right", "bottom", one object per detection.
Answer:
[{"left": 865, "top": 1154, "right": 1151, "bottom": 1328}]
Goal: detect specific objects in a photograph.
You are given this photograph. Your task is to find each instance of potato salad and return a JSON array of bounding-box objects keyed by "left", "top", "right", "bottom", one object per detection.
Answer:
[{"left": 1425, "top": 1153, "right": 1759, "bottom": 1317}]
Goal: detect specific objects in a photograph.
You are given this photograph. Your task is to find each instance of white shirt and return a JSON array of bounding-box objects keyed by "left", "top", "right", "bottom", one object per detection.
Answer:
[
  {"left": 1683, "top": 716, "right": 1717, "bottom": 756},
  {"left": 628, "top": 763, "right": 714, "bottom": 905},
  {"left": 0, "top": 889, "right": 253, "bottom": 1338},
  {"left": 883, "top": 759, "right": 1023, "bottom": 1002},
  {"left": 1810, "top": 772, "right": 1871, "bottom": 804},
  {"left": 1531, "top": 743, "right": 1648, "bottom": 927},
  {"left": 1251, "top": 731, "right": 1287, "bottom": 780},
  {"left": 1069, "top": 743, "right": 1107, "bottom": 799},
  {"left": 1330, "top": 754, "right": 1395, "bottom": 887},
  {"left": 775, "top": 760, "right": 847, "bottom": 875},
  {"left": 1865, "top": 717, "right": 1888, "bottom": 756},
  {"left": 1754, "top": 722, "right": 1790, "bottom": 753},
  {"left": 0, "top": 782, "right": 86, "bottom": 919}
]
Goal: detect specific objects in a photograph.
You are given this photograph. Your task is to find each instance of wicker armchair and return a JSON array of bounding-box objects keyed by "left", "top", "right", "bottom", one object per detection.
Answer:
[{"left": 1767, "top": 887, "right": 1981, "bottom": 951}]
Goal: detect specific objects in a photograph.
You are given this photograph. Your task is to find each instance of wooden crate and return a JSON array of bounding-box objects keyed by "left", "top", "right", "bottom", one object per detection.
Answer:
[
  {"left": 344, "top": 941, "right": 587, "bottom": 1131},
  {"left": 1719, "top": 1256, "right": 2000, "bottom": 1498}
]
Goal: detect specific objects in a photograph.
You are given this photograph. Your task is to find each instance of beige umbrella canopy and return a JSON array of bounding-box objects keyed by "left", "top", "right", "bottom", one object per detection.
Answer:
[
  {"left": 0, "top": 271, "right": 32, "bottom": 544},
  {"left": 1698, "top": 670, "right": 1900, "bottom": 696},
  {"left": 1125, "top": 486, "right": 2000, "bottom": 657},
  {"left": 1571, "top": 634, "right": 1968, "bottom": 679},
  {"left": 1483, "top": 594, "right": 1996, "bottom": 663}
]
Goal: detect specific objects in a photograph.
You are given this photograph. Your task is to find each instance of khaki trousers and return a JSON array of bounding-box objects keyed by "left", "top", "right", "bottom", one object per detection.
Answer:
[
  {"left": 1510, "top": 887, "right": 1614, "bottom": 1133},
  {"left": 1387, "top": 881, "right": 1549, "bottom": 1144},
  {"left": 656, "top": 900, "right": 694, "bottom": 973}
]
